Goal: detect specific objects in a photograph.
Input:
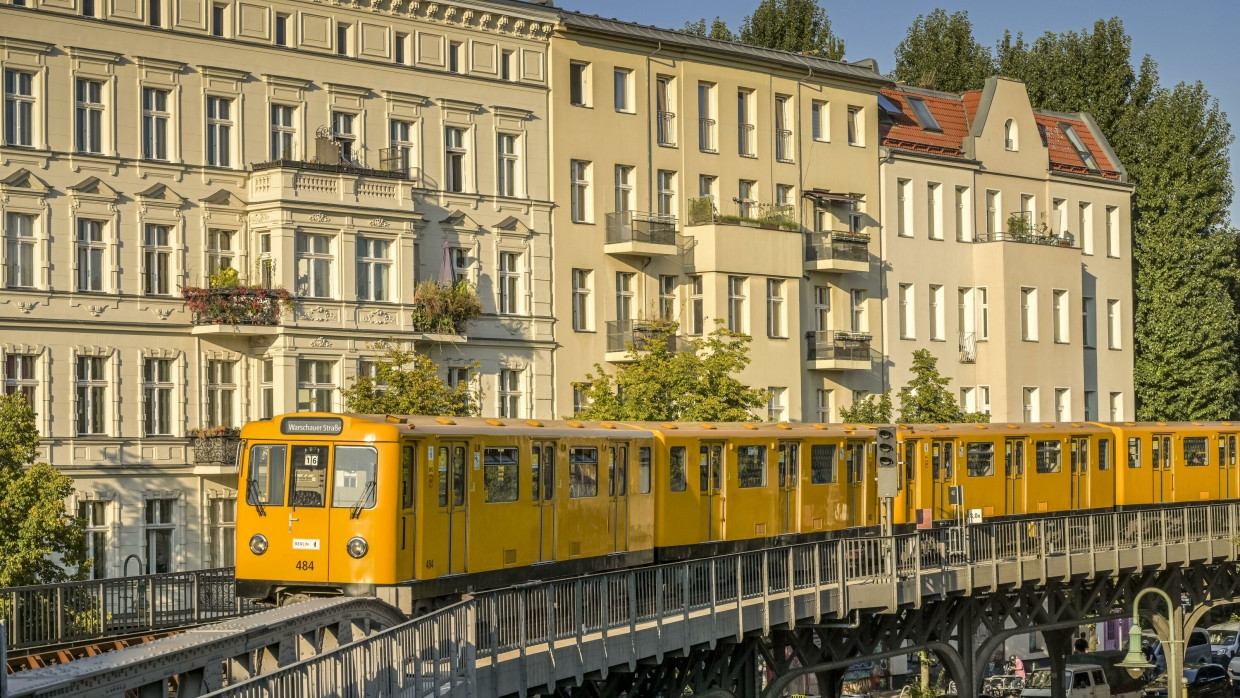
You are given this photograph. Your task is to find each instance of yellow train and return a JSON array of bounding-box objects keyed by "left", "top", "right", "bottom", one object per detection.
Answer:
[{"left": 235, "top": 414, "right": 1240, "bottom": 611}]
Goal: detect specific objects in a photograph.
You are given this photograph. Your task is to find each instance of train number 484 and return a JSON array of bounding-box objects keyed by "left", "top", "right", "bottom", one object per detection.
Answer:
[{"left": 295, "top": 560, "right": 314, "bottom": 571}]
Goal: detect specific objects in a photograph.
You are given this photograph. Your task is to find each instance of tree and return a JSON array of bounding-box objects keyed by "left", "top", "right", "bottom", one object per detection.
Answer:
[
  {"left": 738, "top": 0, "right": 844, "bottom": 60},
  {"left": 893, "top": 9, "right": 993, "bottom": 92},
  {"left": 0, "top": 393, "right": 87, "bottom": 587},
  {"left": 342, "top": 343, "right": 480, "bottom": 416},
  {"left": 839, "top": 392, "right": 893, "bottom": 423},
  {"left": 892, "top": 350, "right": 990, "bottom": 424},
  {"left": 573, "top": 321, "right": 768, "bottom": 421},
  {"left": 683, "top": 16, "right": 736, "bottom": 42}
]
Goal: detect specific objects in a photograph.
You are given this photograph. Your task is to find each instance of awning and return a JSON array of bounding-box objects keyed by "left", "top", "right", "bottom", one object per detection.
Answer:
[{"left": 803, "top": 189, "right": 861, "bottom": 204}]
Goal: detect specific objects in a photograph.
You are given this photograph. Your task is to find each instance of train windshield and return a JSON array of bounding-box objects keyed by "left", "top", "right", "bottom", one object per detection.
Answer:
[{"left": 247, "top": 444, "right": 286, "bottom": 505}]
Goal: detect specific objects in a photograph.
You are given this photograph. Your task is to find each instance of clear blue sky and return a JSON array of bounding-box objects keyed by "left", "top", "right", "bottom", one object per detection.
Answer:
[{"left": 571, "top": 0, "right": 1239, "bottom": 223}]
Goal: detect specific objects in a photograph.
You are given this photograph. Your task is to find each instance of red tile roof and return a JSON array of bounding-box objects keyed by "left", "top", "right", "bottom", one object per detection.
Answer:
[
  {"left": 1034, "top": 113, "right": 1122, "bottom": 180},
  {"left": 962, "top": 91, "right": 982, "bottom": 125},
  {"left": 878, "top": 88, "right": 969, "bottom": 157}
]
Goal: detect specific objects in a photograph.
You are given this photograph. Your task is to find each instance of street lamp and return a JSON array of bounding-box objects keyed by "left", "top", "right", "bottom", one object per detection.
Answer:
[{"left": 1116, "top": 588, "right": 1185, "bottom": 698}]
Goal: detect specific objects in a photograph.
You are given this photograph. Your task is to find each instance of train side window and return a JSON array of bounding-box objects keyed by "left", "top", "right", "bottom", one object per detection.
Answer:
[
  {"left": 965, "top": 442, "right": 994, "bottom": 477},
  {"left": 1151, "top": 438, "right": 1160, "bottom": 471},
  {"left": 638, "top": 447, "right": 651, "bottom": 494},
  {"left": 810, "top": 444, "right": 836, "bottom": 484},
  {"left": 569, "top": 446, "right": 599, "bottom": 498},
  {"left": 331, "top": 446, "right": 378, "bottom": 509},
  {"left": 1230, "top": 436, "right": 1237, "bottom": 466},
  {"left": 401, "top": 446, "right": 415, "bottom": 509},
  {"left": 483, "top": 447, "right": 519, "bottom": 502},
  {"left": 1035, "top": 440, "right": 1062, "bottom": 473},
  {"left": 940, "top": 444, "right": 953, "bottom": 479},
  {"left": 1128, "top": 438, "right": 1141, "bottom": 468},
  {"left": 438, "top": 446, "right": 449, "bottom": 506},
  {"left": 289, "top": 445, "right": 329, "bottom": 507},
  {"left": 1220, "top": 439, "right": 1226, "bottom": 471},
  {"left": 1183, "top": 437, "right": 1209, "bottom": 467},
  {"left": 616, "top": 446, "right": 628, "bottom": 496},
  {"left": 1098, "top": 439, "right": 1110, "bottom": 471},
  {"left": 247, "top": 444, "right": 286, "bottom": 506},
  {"left": 904, "top": 442, "right": 917, "bottom": 483},
  {"left": 737, "top": 445, "right": 767, "bottom": 488},
  {"left": 542, "top": 445, "right": 554, "bottom": 500},
  {"left": 452, "top": 446, "right": 466, "bottom": 506},
  {"left": 531, "top": 446, "right": 541, "bottom": 500},
  {"left": 669, "top": 446, "right": 687, "bottom": 492}
]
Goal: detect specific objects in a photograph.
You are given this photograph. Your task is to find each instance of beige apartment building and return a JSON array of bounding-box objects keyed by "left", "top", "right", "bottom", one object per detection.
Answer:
[
  {"left": 878, "top": 77, "right": 1134, "bottom": 421},
  {"left": 547, "top": 14, "right": 888, "bottom": 422},
  {"left": 0, "top": 0, "right": 560, "bottom": 576}
]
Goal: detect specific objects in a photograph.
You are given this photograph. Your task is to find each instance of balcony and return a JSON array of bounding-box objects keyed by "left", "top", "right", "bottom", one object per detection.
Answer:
[
  {"left": 775, "top": 128, "right": 793, "bottom": 162},
  {"left": 686, "top": 196, "right": 798, "bottom": 232},
  {"left": 698, "top": 118, "right": 716, "bottom": 152},
  {"left": 656, "top": 111, "right": 676, "bottom": 147},
  {"left": 803, "top": 231, "right": 871, "bottom": 273},
  {"left": 684, "top": 197, "right": 802, "bottom": 277},
  {"left": 605, "top": 320, "right": 691, "bottom": 363},
  {"left": 249, "top": 138, "right": 412, "bottom": 208},
  {"left": 192, "top": 427, "right": 241, "bottom": 475},
  {"left": 975, "top": 211, "right": 1076, "bottom": 248},
  {"left": 804, "top": 331, "right": 873, "bottom": 371},
  {"left": 604, "top": 211, "right": 679, "bottom": 256},
  {"left": 183, "top": 287, "right": 289, "bottom": 335},
  {"left": 959, "top": 332, "right": 976, "bottom": 363},
  {"left": 738, "top": 123, "right": 755, "bottom": 157}
]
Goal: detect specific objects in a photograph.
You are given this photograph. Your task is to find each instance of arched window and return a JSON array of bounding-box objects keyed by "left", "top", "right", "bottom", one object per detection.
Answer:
[{"left": 1004, "top": 119, "right": 1018, "bottom": 151}]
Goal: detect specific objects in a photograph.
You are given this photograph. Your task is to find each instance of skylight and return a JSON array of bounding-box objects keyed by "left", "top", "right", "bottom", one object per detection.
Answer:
[
  {"left": 1060, "top": 123, "right": 1100, "bottom": 172},
  {"left": 877, "top": 93, "right": 904, "bottom": 117},
  {"left": 907, "top": 97, "right": 942, "bottom": 132}
]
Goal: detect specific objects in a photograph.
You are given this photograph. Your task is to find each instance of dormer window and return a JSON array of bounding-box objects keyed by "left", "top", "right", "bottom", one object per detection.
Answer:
[
  {"left": 1004, "top": 119, "right": 1018, "bottom": 151},
  {"left": 1060, "top": 123, "right": 1099, "bottom": 172},
  {"left": 906, "top": 97, "right": 941, "bottom": 132}
]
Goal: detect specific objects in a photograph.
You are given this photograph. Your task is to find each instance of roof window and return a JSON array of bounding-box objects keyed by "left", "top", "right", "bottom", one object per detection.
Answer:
[
  {"left": 907, "top": 97, "right": 941, "bottom": 132},
  {"left": 877, "top": 93, "right": 904, "bottom": 117},
  {"left": 1060, "top": 123, "right": 1100, "bottom": 172}
]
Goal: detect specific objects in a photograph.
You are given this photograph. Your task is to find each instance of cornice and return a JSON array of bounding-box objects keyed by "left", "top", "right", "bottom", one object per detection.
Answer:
[{"left": 290, "top": 0, "right": 556, "bottom": 41}]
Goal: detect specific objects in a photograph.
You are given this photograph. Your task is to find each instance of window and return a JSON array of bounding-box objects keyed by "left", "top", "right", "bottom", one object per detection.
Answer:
[
  {"left": 927, "top": 183, "right": 941, "bottom": 239},
  {"left": 767, "top": 388, "right": 786, "bottom": 422},
  {"left": 977, "top": 287, "right": 989, "bottom": 340},
  {"left": 607, "top": 67, "right": 631, "bottom": 112},
  {"left": 297, "top": 359, "right": 334, "bottom": 412},
  {"left": 954, "top": 186, "right": 969, "bottom": 241},
  {"left": 1079, "top": 202, "right": 1093, "bottom": 254},
  {"left": 5, "top": 212, "right": 35, "bottom": 288},
  {"left": 206, "top": 498, "right": 235, "bottom": 568},
  {"left": 850, "top": 289, "right": 867, "bottom": 333},
  {"left": 569, "top": 61, "right": 589, "bottom": 107},
  {"left": 501, "top": 50, "right": 515, "bottom": 81},
  {"left": 1022, "top": 386, "right": 1039, "bottom": 422},
  {"left": 929, "top": 284, "right": 944, "bottom": 341},
  {"left": 451, "top": 247, "right": 471, "bottom": 281},
  {"left": 258, "top": 233, "right": 274, "bottom": 287},
  {"left": 142, "top": 358, "right": 173, "bottom": 436},
  {"left": 657, "top": 170, "right": 676, "bottom": 217},
  {"left": 896, "top": 179, "right": 911, "bottom": 237},
  {"left": 814, "top": 286, "right": 830, "bottom": 332},
  {"left": 1106, "top": 206, "right": 1119, "bottom": 257},
  {"left": 1126, "top": 437, "right": 1141, "bottom": 468},
  {"left": 389, "top": 119, "right": 413, "bottom": 177},
  {"left": 571, "top": 387, "right": 587, "bottom": 416},
  {"left": 1004, "top": 118, "right": 1018, "bottom": 150},
  {"left": 143, "top": 223, "right": 171, "bottom": 296},
  {"left": 908, "top": 97, "right": 941, "bottom": 131},
  {"left": 1054, "top": 388, "right": 1070, "bottom": 421},
  {"left": 960, "top": 386, "right": 976, "bottom": 413},
  {"left": 1053, "top": 289, "right": 1068, "bottom": 343},
  {"left": 483, "top": 447, "right": 519, "bottom": 502},
  {"left": 270, "top": 104, "right": 296, "bottom": 160},
  {"left": 290, "top": 444, "right": 329, "bottom": 507},
  {"left": 75, "top": 78, "right": 104, "bottom": 153},
  {"left": 498, "top": 368, "right": 521, "bottom": 417},
  {"left": 145, "top": 498, "right": 176, "bottom": 574},
  {"left": 983, "top": 190, "right": 1000, "bottom": 237},
  {"left": 569, "top": 447, "right": 598, "bottom": 498},
  {"left": 774, "top": 95, "right": 791, "bottom": 161},
  {"left": 727, "top": 276, "right": 746, "bottom": 333},
  {"left": 207, "top": 229, "right": 233, "bottom": 275},
  {"left": 698, "top": 82, "right": 715, "bottom": 151},
  {"left": 613, "top": 164, "right": 634, "bottom": 213},
  {"left": 295, "top": 232, "right": 333, "bottom": 298},
  {"left": 205, "top": 359, "right": 235, "bottom": 428},
  {"left": 499, "top": 252, "right": 521, "bottom": 315},
  {"left": 659, "top": 275, "right": 676, "bottom": 321},
  {"left": 1180, "top": 437, "right": 1207, "bottom": 467},
  {"left": 572, "top": 269, "right": 591, "bottom": 331},
  {"left": 82, "top": 0, "right": 95, "bottom": 16},
  {"left": 1084, "top": 390, "right": 1097, "bottom": 421},
  {"left": 979, "top": 386, "right": 991, "bottom": 414},
  {"left": 966, "top": 443, "right": 994, "bottom": 477},
  {"left": 78, "top": 501, "right": 108, "bottom": 578},
  {"left": 653, "top": 78, "right": 674, "bottom": 147},
  {"left": 775, "top": 183, "right": 794, "bottom": 209},
  {"left": 1052, "top": 198, "right": 1068, "bottom": 236},
  {"left": 1107, "top": 300, "right": 1121, "bottom": 349},
  {"left": 1061, "top": 123, "right": 1099, "bottom": 171},
  {"left": 336, "top": 22, "right": 351, "bottom": 56},
  {"left": 738, "top": 179, "right": 756, "bottom": 218},
  {"left": 811, "top": 444, "right": 836, "bottom": 484},
  {"left": 615, "top": 271, "right": 634, "bottom": 322},
  {"left": 1082, "top": 296, "right": 1096, "bottom": 348},
  {"left": 274, "top": 13, "right": 288, "bottom": 45},
  {"left": 206, "top": 96, "right": 233, "bottom": 167},
  {"left": 4, "top": 353, "right": 36, "bottom": 405},
  {"left": 1035, "top": 440, "right": 1061, "bottom": 473},
  {"left": 448, "top": 41, "right": 462, "bottom": 73},
  {"left": 394, "top": 33, "right": 407, "bottom": 64},
  {"left": 846, "top": 106, "right": 861, "bottom": 146},
  {"left": 211, "top": 3, "right": 227, "bottom": 36},
  {"left": 737, "top": 445, "right": 767, "bottom": 488},
  {"left": 331, "top": 111, "right": 356, "bottom": 163},
  {"left": 248, "top": 444, "right": 286, "bottom": 506},
  {"left": 444, "top": 126, "right": 467, "bottom": 192},
  {"left": 148, "top": 0, "right": 162, "bottom": 25},
  {"left": 811, "top": 100, "right": 828, "bottom": 141},
  {"left": 1110, "top": 392, "right": 1124, "bottom": 421},
  {"left": 355, "top": 237, "right": 391, "bottom": 302},
  {"left": 737, "top": 88, "right": 754, "bottom": 156},
  {"left": 688, "top": 275, "right": 704, "bottom": 335},
  {"left": 357, "top": 359, "right": 384, "bottom": 397},
  {"left": 76, "top": 356, "right": 107, "bottom": 435},
  {"left": 569, "top": 160, "right": 590, "bottom": 222},
  {"left": 446, "top": 366, "right": 472, "bottom": 393},
  {"left": 4, "top": 70, "right": 34, "bottom": 147},
  {"left": 1020, "top": 287, "right": 1037, "bottom": 341},
  {"left": 898, "top": 283, "right": 914, "bottom": 339},
  {"left": 497, "top": 133, "right": 518, "bottom": 197},
  {"left": 816, "top": 389, "right": 832, "bottom": 423},
  {"left": 766, "top": 279, "right": 784, "bottom": 337},
  {"left": 668, "top": 446, "right": 687, "bottom": 492}
]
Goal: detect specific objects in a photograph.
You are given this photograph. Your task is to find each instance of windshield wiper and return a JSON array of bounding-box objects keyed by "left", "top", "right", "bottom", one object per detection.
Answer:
[
  {"left": 247, "top": 478, "right": 267, "bottom": 517},
  {"left": 350, "top": 480, "right": 376, "bottom": 520}
]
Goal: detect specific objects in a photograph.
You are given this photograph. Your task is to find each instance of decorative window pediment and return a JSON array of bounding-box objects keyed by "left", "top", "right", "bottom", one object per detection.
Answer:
[
  {"left": 1, "top": 168, "right": 51, "bottom": 205},
  {"left": 326, "top": 82, "right": 370, "bottom": 110},
  {"left": 493, "top": 215, "right": 532, "bottom": 238},
  {"left": 200, "top": 188, "right": 245, "bottom": 207},
  {"left": 135, "top": 182, "right": 188, "bottom": 217},
  {"left": 439, "top": 98, "right": 482, "bottom": 123},
  {"left": 263, "top": 74, "right": 312, "bottom": 103},
  {"left": 135, "top": 56, "right": 186, "bottom": 85},
  {"left": 442, "top": 209, "right": 482, "bottom": 231},
  {"left": 198, "top": 65, "right": 248, "bottom": 94}
]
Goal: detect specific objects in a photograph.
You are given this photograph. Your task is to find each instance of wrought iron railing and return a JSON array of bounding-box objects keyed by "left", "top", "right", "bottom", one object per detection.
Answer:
[
  {"left": 775, "top": 128, "right": 793, "bottom": 161},
  {"left": 698, "top": 118, "right": 716, "bottom": 152},
  {"left": 803, "top": 230, "right": 870, "bottom": 264},
  {"left": 805, "top": 330, "right": 873, "bottom": 362},
  {"left": 685, "top": 196, "right": 797, "bottom": 231},
  {"left": 606, "top": 320, "right": 689, "bottom": 354},
  {"left": 604, "top": 211, "right": 678, "bottom": 246},
  {"left": 193, "top": 431, "right": 241, "bottom": 467},
  {"left": 959, "top": 331, "right": 977, "bottom": 363},
  {"left": 738, "top": 123, "right": 755, "bottom": 156},
  {"left": 182, "top": 288, "right": 288, "bottom": 326},
  {"left": 656, "top": 111, "right": 676, "bottom": 147},
  {"left": 976, "top": 211, "right": 1075, "bottom": 247}
]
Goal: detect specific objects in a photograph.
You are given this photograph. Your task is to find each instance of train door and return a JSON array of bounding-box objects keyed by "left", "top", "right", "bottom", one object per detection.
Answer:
[
  {"left": 532, "top": 441, "right": 556, "bottom": 563},
  {"left": 284, "top": 443, "right": 332, "bottom": 581},
  {"left": 699, "top": 442, "right": 724, "bottom": 541},
  {"left": 931, "top": 440, "right": 955, "bottom": 519},
  {"left": 399, "top": 444, "right": 416, "bottom": 578},
  {"left": 777, "top": 441, "right": 800, "bottom": 534},
  {"left": 845, "top": 440, "right": 866, "bottom": 527},
  {"left": 1151, "top": 434, "right": 1172, "bottom": 502},
  {"left": 1005, "top": 438, "right": 1026, "bottom": 515},
  {"left": 901, "top": 439, "right": 920, "bottom": 522},
  {"left": 1070, "top": 436, "right": 1090, "bottom": 509},
  {"left": 608, "top": 443, "right": 629, "bottom": 553},
  {"left": 437, "top": 442, "right": 469, "bottom": 575}
]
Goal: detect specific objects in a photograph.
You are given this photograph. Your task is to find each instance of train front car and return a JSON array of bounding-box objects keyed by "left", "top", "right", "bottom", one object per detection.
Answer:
[{"left": 236, "top": 413, "right": 400, "bottom": 605}]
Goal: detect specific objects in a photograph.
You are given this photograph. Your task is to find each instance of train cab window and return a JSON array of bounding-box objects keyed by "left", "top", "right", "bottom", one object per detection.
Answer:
[
  {"left": 966, "top": 442, "right": 995, "bottom": 477},
  {"left": 247, "top": 444, "right": 286, "bottom": 505},
  {"left": 810, "top": 444, "right": 837, "bottom": 484},
  {"left": 483, "top": 447, "right": 519, "bottom": 502},
  {"left": 1035, "top": 440, "right": 1062, "bottom": 473},
  {"left": 1128, "top": 438, "right": 1141, "bottom": 468},
  {"left": 401, "top": 446, "right": 415, "bottom": 509},
  {"left": 289, "top": 445, "right": 329, "bottom": 507},
  {"left": 1098, "top": 439, "right": 1110, "bottom": 471},
  {"left": 737, "top": 445, "right": 767, "bottom": 488},
  {"left": 1184, "top": 437, "right": 1209, "bottom": 467},
  {"left": 569, "top": 447, "right": 599, "bottom": 498},
  {"left": 638, "top": 447, "right": 651, "bottom": 494},
  {"left": 669, "top": 446, "right": 687, "bottom": 492},
  {"left": 331, "top": 446, "right": 377, "bottom": 509}
]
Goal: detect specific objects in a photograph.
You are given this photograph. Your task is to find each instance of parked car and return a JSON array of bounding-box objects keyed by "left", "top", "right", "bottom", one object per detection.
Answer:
[
  {"left": 1226, "top": 655, "right": 1240, "bottom": 694},
  {"left": 1209, "top": 623, "right": 1240, "bottom": 662},
  {"left": 1143, "top": 664, "right": 1229, "bottom": 698},
  {"left": 1021, "top": 664, "right": 1138, "bottom": 698},
  {"left": 1147, "top": 629, "right": 1215, "bottom": 672}
]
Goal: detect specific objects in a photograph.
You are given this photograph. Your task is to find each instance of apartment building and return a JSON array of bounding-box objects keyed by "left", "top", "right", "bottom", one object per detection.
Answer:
[
  {"left": 0, "top": 0, "right": 559, "bottom": 575},
  {"left": 878, "top": 77, "right": 1134, "bottom": 422},
  {"left": 547, "top": 14, "right": 888, "bottom": 422}
]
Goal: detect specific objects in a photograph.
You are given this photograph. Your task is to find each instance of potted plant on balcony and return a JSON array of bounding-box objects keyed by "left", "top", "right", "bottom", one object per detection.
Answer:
[
  {"left": 1005, "top": 214, "right": 1032, "bottom": 239},
  {"left": 180, "top": 267, "right": 292, "bottom": 326},
  {"left": 686, "top": 196, "right": 716, "bottom": 226},
  {"left": 410, "top": 279, "right": 483, "bottom": 335}
]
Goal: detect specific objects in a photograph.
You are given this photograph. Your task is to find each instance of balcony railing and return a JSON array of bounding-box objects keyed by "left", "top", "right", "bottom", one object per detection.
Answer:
[
  {"left": 656, "top": 111, "right": 676, "bottom": 147},
  {"left": 775, "top": 128, "right": 793, "bottom": 161},
  {"left": 606, "top": 320, "right": 690, "bottom": 354},
  {"left": 182, "top": 287, "right": 289, "bottom": 326},
  {"left": 804, "top": 230, "right": 870, "bottom": 264},
  {"left": 976, "top": 210, "right": 1076, "bottom": 247},
  {"left": 738, "top": 123, "right": 755, "bottom": 157},
  {"left": 252, "top": 137, "right": 408, "bottom": 180},
  {"left": 686, "top": 196, "right": 798, "bottom": 231},
  {"left": 959, "top": 331, "right": 977, "bottom": 363},
  {"left": 193, "top": 428, "right": 241, "bottom": 467},
  {"left": 699, "top": 118, "right": 716, "bottom": 152},
  {"left": 605, "top": 211, "right": 678, "bottom": 246},
  {"left": 805, "top": 330, "right": 873, "bottom": 362}
]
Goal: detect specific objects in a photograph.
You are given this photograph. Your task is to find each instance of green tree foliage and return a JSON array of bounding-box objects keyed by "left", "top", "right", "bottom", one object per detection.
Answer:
[
  {"left": 738, "top": 0, "right": 844, "bottom": 60},
  {"left": 839, "top": 392, "right": 893, "bottom": 424},
  {"left": 573, "top": 321, "right": 768, "bottom": 421},
  {"left": 896, "top": 349, "right": 990, "bottom": 423},
  {"left": 893, "top": 9, "right": 993, "bottom": 92},
  {"left": 342, "top": 343, "right": 480, "bottom": 416},
  {"left": 0, "top": 393, "right": 87, "bottom": 587},
  {"left": 683, "top": 16, "right": 736, "bottom": 42}
]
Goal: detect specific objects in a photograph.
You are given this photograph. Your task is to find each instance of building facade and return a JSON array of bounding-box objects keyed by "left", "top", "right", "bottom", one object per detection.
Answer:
[
  {"left": 0, "top": 0, "right": 559, "bottom": 576},
  {"left": 877, "top": 78, "right": 1134, "bottom": 422}
]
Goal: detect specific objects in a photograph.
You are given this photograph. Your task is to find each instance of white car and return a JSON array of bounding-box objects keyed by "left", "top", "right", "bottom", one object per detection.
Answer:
[{"left": 1208, "top": 622, "right": 1240, "bottom": 662}]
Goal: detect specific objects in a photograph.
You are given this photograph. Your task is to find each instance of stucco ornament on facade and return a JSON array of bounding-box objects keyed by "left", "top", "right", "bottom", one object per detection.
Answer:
[
  {"left": 88, "top": 304, "right": 107, "bottom": 318},
  {"left": 17, "top": 301, "right": 37, "bottom": 314},
  {"left": 368, "top": 218, "right": 391, "bottom": 228},
  {"left": 296, "top": 305, "right": 338, "bottom": 322},
  {"left": 310, "top": 337, "right": 333, "bottom": 348},
  {"left": 360, "top": 309, "right": 394, "bottom": 324},
  {"left": 308, "top": 212, "right": 331, "bottom": 223}
]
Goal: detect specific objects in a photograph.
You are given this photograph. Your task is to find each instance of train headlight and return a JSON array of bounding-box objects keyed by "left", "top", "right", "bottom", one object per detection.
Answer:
[
  {"left": 346, "top": 537, "right": 369, "bottom": 559},
  {"left": 249, "top": 534, "right": 268, "bottom": 556}
]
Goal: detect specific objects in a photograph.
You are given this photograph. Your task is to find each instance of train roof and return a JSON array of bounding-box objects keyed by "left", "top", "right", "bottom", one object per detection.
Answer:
[
  {"left": 385, "top": 414, "right": 656, "bottom": 439},
  {"left": 1092, "top": 421, "right": 1240, "bottom": 431},
  {"left": 628, "top": 421, "right": 869, "bottom": 438},
  {"left": 895, "top": 421, "right": 1113, "bottom": 438}
]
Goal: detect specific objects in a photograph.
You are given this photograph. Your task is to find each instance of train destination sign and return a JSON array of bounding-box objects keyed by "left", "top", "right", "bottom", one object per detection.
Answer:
[{"left": 281, "top": 417, "right": 345, "bottom": 435}]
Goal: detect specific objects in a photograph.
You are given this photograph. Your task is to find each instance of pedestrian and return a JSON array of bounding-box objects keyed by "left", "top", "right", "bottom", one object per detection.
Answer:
[
  {"left": 1011, "top": 655, "right": 1025, "bottom": 679},
  {"left": 1074, "top": 637, "right": 1089, "bottom": 654}
]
